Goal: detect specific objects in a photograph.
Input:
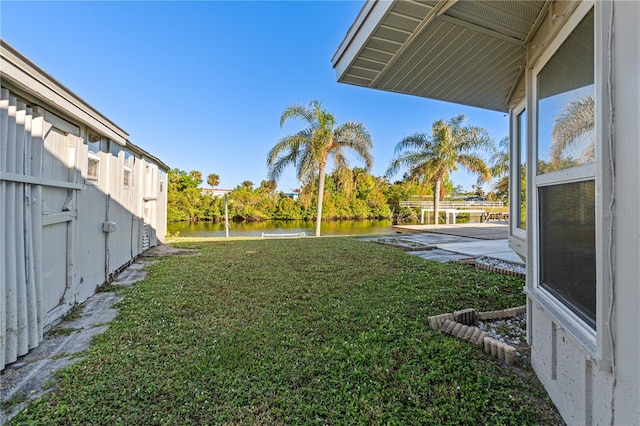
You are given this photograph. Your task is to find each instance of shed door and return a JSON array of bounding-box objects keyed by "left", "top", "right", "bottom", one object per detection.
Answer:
[
  {"left": 42, "top": 222, "right": 68, "bottom": 312},
  {"left": 41, "top": 125, "right": 77, "bottom": 313}
]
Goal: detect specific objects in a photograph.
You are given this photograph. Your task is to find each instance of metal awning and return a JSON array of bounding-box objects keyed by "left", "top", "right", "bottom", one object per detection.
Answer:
[{"left": 332, "top": 0, "right": 547, "bottom": 112}]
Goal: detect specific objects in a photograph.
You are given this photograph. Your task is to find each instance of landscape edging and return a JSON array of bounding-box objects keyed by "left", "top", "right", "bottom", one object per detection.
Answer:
[{"left": 427, "top": 305, "right": 526, "bottom": 366}]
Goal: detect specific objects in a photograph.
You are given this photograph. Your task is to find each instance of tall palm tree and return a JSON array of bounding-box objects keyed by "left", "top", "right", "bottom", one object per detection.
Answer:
[
  {"left": 189, "top": 170, "right": 203, "bottom": 186},
  {"left": 207, "top": 173, "right": 220, "bottom": 188},
  {"left": 551, "top": 95, "right": 595, "bottom": 166},
  {"left": 490, "top": 136, "right": 510, "bottom": 179},
  {"left": 490, "top": 136, "right": 510, "bottom": 201},
  {"left": 386, "top": 114, "right": 492, "bottom": 224},
  {"left": 267, "top": 99, "right": 373, "bottom": 236}
]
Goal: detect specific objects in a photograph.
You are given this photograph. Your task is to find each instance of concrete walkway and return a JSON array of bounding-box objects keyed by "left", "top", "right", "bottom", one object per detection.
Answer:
[{"left": 0, "top": 291, "right": 124, "bottom": 424}]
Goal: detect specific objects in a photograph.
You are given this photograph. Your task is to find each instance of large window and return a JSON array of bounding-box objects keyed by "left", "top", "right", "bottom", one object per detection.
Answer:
[
  {"left": 539, "top": 181, "right": 596, "bottom": 328},
  {"left": 535, "top": 8, "right": 595, "bottom": 329}
]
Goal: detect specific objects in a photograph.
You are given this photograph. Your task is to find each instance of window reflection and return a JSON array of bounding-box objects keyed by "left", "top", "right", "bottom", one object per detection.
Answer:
[
  {"left": 517, "top": 110, "right": 526, "bottom": 230},
  {"left": 537, "top": 9, "right": 594, "bottom": 174}
]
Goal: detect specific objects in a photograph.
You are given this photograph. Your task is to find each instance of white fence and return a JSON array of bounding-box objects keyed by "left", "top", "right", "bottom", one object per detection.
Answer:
[{"left": 399, "top": 200, "right": 504, "bottom": 224}]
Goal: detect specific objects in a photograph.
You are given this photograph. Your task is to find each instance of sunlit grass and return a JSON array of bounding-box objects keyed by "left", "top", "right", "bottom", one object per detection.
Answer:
[{"left": 10, "top": 238, "right": 561, "bottom": 425}]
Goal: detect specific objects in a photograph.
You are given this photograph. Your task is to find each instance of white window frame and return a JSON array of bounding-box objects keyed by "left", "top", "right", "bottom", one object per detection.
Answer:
[
  {"left": 527, "top": 1, "right": 613, "bottom": 368},
  {"left": 510, "top": 100, "right": 527, "bottom": 243}
]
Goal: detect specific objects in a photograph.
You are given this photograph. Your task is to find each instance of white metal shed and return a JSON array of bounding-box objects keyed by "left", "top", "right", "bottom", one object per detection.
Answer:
[{"left": 1, "top": 39, "right": 168, "bottom": 370}]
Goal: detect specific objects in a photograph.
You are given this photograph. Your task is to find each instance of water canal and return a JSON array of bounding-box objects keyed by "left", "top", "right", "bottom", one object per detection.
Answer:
[{"left": 167, "top": 219, "right": 396, "bottom": 238}]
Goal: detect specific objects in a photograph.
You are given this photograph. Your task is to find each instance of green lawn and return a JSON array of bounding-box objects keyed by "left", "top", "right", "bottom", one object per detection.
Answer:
[{"left": 10, "top": 238, "right": 561, "bottom": 425}]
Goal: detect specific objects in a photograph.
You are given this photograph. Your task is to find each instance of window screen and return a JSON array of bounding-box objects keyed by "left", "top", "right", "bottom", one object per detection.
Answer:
[
  {"left": 87, "top": 135, "right": 101, "bottom": 181},
  {"left": 124, "top": 151, "right": 134, "bottom": 188},
  {"left": 87, "top": 156, "right": 99, "bottom": 181},
  {"left": 539, "top": 180, "right": 596, "bottom": 328},
  {"left": 123, "top": 169, "right": 132, "bottom": 187}
]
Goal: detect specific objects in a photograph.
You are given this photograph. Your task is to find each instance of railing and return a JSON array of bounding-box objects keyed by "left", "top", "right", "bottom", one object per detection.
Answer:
[
  {"left": 399, "top": 200, "right": 505, "bottom": 224},
  {"left": 399, "top": 200, "right": 504, "bottom": 209}
]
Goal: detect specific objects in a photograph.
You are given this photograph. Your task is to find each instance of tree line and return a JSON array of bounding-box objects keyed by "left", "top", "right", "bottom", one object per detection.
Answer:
[
  {"left": 170, "top": 99, "right": 516, "bottom": 233},
  {"left": 167, "top": 167, "right": 441, "bottom": 223}
]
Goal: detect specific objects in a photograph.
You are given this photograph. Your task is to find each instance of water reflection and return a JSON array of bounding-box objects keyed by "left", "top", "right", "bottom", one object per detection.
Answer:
[{"left": 167, "top": 219, "right": 395, "bottom": 238}]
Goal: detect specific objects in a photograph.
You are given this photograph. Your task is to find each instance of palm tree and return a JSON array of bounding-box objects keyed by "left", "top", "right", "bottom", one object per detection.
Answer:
[
  {"left": 490, "top": 136, "right": 510, "bottom": 201},
  {"left": 207, "top": 173, "right": 220, "bottom": 188},
  {"left": 386, "top": 114, "right": 493, "bottom": 224},
  {"left": 491, "top": 136, "right": 510, "bottom": 179},
  {"left": 551, "top": 95, "right": 595, "bottom": 166},
  {"left": 189, "top": 170, "right": 203, "bottom": 186},
  {"left": 258, "top": 179, "right": 277, "bottom": 195},
  {"left": 267, "top": 99, "right": 373, "bottom": 236}
]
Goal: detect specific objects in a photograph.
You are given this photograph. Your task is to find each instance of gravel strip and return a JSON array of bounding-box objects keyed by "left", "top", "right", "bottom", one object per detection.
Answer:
[
  {"left": 476, "top": 313, "right": 527, "bottom": 349},
  {"left": 475, "top": 256, "right": 526, "bottom": 275}
]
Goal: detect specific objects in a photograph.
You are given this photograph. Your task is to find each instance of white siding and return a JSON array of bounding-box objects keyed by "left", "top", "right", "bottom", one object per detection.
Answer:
[{"left": 0, "top": 91, "right": 44, "bottom": 369}]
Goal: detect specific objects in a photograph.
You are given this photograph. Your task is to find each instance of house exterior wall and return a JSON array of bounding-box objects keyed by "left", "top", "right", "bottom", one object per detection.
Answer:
[
  {"left": 333, "top": 1, "right": 639, "bottom": 423},
  {"left": 0, "top": 40, "right": 169, "bottom": 370},
  {"left": 514, "top": 2, "right": 640, "bottom": 423}
]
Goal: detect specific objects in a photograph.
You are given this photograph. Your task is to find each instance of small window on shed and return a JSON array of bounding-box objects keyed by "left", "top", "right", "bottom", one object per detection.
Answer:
[
  {"left": 124, "top": 151, "right": 134, "bottom": 188},
  {"left": 87, "top": 155, "right": 100, "bottom": 181},
  {"left": 87, "top": 134, "right": 101, "bottom": 182}
]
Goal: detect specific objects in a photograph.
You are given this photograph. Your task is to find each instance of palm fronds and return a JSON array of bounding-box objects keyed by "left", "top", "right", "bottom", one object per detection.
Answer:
[{"left": 551, "top": 96, "right": 595, "bottom": 164}]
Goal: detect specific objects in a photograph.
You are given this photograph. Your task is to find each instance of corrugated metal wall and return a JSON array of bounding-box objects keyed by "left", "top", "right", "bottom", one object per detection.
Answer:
[
  {"left": 1, "top": 83, "right": 168, "bottom": 370},
  {"left": 1, "top": 89, "right": 45, "bottom": 368}
]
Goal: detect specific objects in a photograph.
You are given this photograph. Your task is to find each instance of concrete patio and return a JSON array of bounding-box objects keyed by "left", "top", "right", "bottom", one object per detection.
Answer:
[{"left": 388, "top": 223, "right": 523, "bottom": 265}]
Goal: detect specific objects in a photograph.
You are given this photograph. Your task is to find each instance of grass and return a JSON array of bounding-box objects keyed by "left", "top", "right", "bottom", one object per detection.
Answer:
[
  {"left": 60, "top": 303, "right": 83, "bottom": 322},
  {"left": 8, "top": 238, "right": 561, "bottom": 425},
  {"left": 46, "top": 327, "right": 79, "bottom": 338}
]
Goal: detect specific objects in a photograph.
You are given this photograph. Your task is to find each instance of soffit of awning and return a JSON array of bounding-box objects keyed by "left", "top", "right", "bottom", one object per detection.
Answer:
[{"left": 333, "top": 0, "right": 547, "bottom": 113}]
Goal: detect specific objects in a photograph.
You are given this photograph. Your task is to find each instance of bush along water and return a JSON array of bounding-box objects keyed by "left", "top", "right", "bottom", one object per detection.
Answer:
[{"left": 167, "top": 168, "right": 488, "bottom": 224}]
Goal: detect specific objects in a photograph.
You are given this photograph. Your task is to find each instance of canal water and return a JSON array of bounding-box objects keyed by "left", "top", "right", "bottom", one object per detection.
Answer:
[{"left": 167, "top": 219, "right": 396, "bottom": 238}]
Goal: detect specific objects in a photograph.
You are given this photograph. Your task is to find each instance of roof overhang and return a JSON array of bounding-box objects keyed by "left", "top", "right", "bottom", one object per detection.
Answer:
[
  {"left": 1, "top": 39, "right": 169, "bottom": 170},
  {"left": 1, "top": 39, "right": 130, "bottom": 146},
  {"left": 332, "top": 0, "right": 547, "bottom": 113}
]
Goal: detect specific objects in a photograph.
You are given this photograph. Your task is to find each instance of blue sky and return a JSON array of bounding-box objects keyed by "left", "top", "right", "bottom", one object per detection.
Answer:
[{"left": 1, "top": 0, "right": 508, "bottom": 192}]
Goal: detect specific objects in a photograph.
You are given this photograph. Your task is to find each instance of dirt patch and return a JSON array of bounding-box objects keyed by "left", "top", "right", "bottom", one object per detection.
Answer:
[
  {"left": 142, "top": 244, "right": 200, "bottom": 257},
  {"left": 372, "top": 237, "right": 436, "bottom": 251}
]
